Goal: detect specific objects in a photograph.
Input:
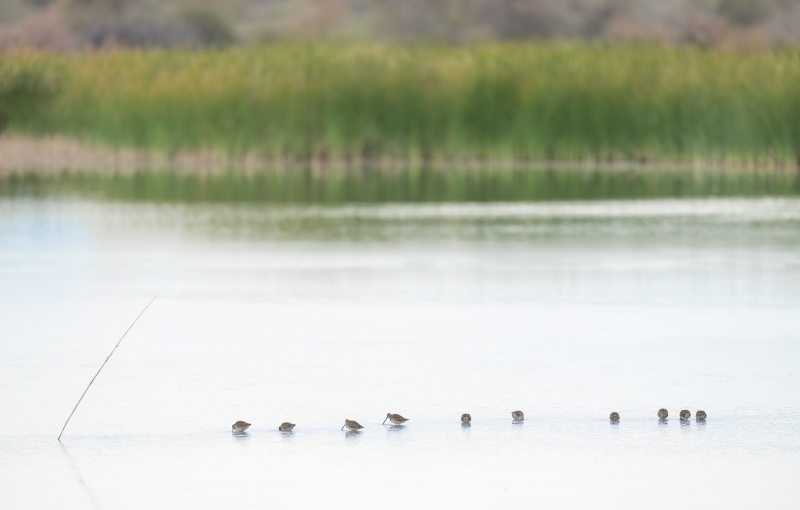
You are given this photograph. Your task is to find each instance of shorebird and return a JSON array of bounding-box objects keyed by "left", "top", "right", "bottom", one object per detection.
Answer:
[
  {"left": 658, "top": 408, "right": 668, "bottom": 421},
  {"left": 461, "top": 413, "right": 472, "bottom": 424},
  {"left": 341, "top": 419, "right": 364, "bottom": 431},
  {"left": 680, "top": 410, "right": 691, "bottom": 421},
  {"left": 279, "top": 422, "right": 295, "bottom": 432},
  {"left": 696, "top": 410, "right": 707, "bottom": 421},
  {"left": 512, "top": 410, "right": 524, "bottom": 422},
  {"left": 609, "top": 412, "right": 620, "bottom": 422},
  {"left": 232, "top": 420, "right": 251, "bottom": 433},
  {"left": 383, "top": 413, "right": 409, "bottom": 425}
]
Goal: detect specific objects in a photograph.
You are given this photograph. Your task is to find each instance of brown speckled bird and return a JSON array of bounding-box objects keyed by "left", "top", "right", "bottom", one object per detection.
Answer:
[
  {"left": 512, "top": 410, "right": 524, "bottom": 422},
  {"left": 696, "top": 410, "right": 707, "bottom": 421},
  {"left": 279, "top": 422, "right": 295, "bottom": 432},
  {"left": 609, "top": 412, "right": 620, "bottom": 422},
  {"left": 461, "top": 413, "right": 472, "bottom": 424},
  {"left": 658, "top": 408, "right": 668, "bottom": 421},
  {"left": 341, "top": 419, "right": 364, "bottom": 431},
  {"left": 383, "top": 413, "right": 409, "bottom": 425},
  {"left": 232, "top": 421, "right": 251, "bottom": 433}
]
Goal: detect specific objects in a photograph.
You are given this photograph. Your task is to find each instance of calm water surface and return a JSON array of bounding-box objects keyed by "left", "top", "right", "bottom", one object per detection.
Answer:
[{"left": 1, "top": 197, "right": 799, "bottom": 509}]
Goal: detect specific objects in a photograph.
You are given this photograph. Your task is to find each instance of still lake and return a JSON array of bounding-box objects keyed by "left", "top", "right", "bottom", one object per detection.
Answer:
[{"left": 1, "top": 196, "right": 799, "bottom": 509}]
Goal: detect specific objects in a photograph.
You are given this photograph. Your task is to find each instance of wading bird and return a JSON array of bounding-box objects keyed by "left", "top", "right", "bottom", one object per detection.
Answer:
[
  {"left": 680, "top": 410, "right": 691, "bottom": 421},
  {"left": 696, "top": 410, "right": 707, "bottom": 421},
  {"left": 658, "top": 408, "right": 668, "bottom": 421},
  {"left": 383, "top": 413, "right": 409, "bottom": 425},
  {"left": 609, "top": 412, "right": 620, "bottom": 422},
  {"left": 342, "top": 419, "right": 364, "bottom": 431},
  {"left": 461, "top": 413, "right": 472, "bottom": 424},
  {"left": 279, "top": 422, "right": 295, "bottom": 432},
  {"left": 512, "top": 410, "right": 524, "bottom": 422},
  {"left": 232, "top": 421, "right": 251, "bottom": 433}
]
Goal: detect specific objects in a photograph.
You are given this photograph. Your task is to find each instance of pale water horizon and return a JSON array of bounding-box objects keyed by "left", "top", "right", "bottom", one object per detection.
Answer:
[{"left": 1, "top": 197, "right": 798, "bottom": 508}]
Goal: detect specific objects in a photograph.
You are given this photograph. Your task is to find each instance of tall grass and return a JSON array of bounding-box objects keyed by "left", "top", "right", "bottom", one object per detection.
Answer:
[
  {"left": 4, "top": 168, "right": 796, "bottom": 203},
  {"left": 0, "top": 55, "right": 55, "bottom": 133},
  {"left": 4, "top": 43, "right": 800, "bottom": 163}
]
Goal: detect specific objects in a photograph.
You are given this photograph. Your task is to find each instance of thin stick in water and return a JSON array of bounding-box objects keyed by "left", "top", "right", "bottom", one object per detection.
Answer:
[{"left": 58, "top": 296, "right": 157, "bottom": 441}]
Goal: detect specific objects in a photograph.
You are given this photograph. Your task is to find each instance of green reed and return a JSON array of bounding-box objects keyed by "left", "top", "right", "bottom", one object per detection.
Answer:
[
  {"left": 3, "top": 43, "right": 800, "bottom": 163},
  {"left": 0, "top": 55, "right": 55, "bottom": 132},
  {"left": 4, "top": 168, "right": 797, "bottom": 203}
]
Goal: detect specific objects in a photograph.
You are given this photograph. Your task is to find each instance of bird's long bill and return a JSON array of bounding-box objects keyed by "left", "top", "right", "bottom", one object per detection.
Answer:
[
  {"left": 382, "top": 417, "right": 388, "bottom": 424},
  {"left": 341, "top": 423, "right": 345, "bottom": 430}
]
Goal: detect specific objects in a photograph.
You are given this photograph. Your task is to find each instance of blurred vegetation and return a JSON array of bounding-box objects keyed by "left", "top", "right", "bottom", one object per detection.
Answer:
[
  {"left": 2, "top": 0, "right": 800, "bottom": 50},
  {"left": 0, "top": 55, "right": 54, "bottom": 132},
  {"left": 3, "top": 44, "right": 800, "bottom": 164},
  {"left": 3, "top": 167, "right": 797, "bottom": 203}
]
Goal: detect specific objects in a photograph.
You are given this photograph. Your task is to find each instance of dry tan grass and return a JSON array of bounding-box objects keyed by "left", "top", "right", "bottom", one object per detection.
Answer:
[
  {"left": 1, "top": 134, "right": 798, "bottom": 179},
  {"left": 0, "top": 135, "right": 270, "bottom": 176}
]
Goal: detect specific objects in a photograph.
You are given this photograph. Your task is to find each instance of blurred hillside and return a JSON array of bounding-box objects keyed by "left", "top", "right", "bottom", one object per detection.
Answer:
[{"left": 1, "top": 0, "right": 799, "bottom": 50}]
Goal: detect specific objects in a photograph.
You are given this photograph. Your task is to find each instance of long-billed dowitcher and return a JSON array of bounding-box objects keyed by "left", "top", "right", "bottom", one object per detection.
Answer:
[
  {"left": 511, "top": 410, "right": 524, "bottom": 422},
  {"left": 696, "top": 410, "right": 707, "bottom": 421},
  {"left": 341, "top": 419, "right": 364, "bottom": 431},
  {"left": 680, "top": 410, "right": 691, "bottom": 421},
  {"left": 232, "top": 420, "right": 251, "bottom": 433},
  {"left": 461, "top": 413, "right": 472, "bottom": 424},
  {"left": 279, "top": 422, "right": 295, "bottom": 432},
  {"left": 609, "top": 412, "right": 620, "bottom": 422},
  {"left": 657, "top": 408, "right": 668, "bottom": 421},
  {"left": 383, "top": 413, "right": 409, "bottom": 425}
]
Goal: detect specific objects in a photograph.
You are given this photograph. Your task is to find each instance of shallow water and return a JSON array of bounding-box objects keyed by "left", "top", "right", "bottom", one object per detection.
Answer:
[{"left": 1, "top": 197, "right": 799, "bottom": 509}]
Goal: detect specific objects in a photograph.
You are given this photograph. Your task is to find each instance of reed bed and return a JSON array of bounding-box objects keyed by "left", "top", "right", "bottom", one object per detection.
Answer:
[
  {"left": 2, "top": 43, "right": 800, "bottom": 166},
  {"left": 5, "top": 167, "right": 796, "bottom": 203}
]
